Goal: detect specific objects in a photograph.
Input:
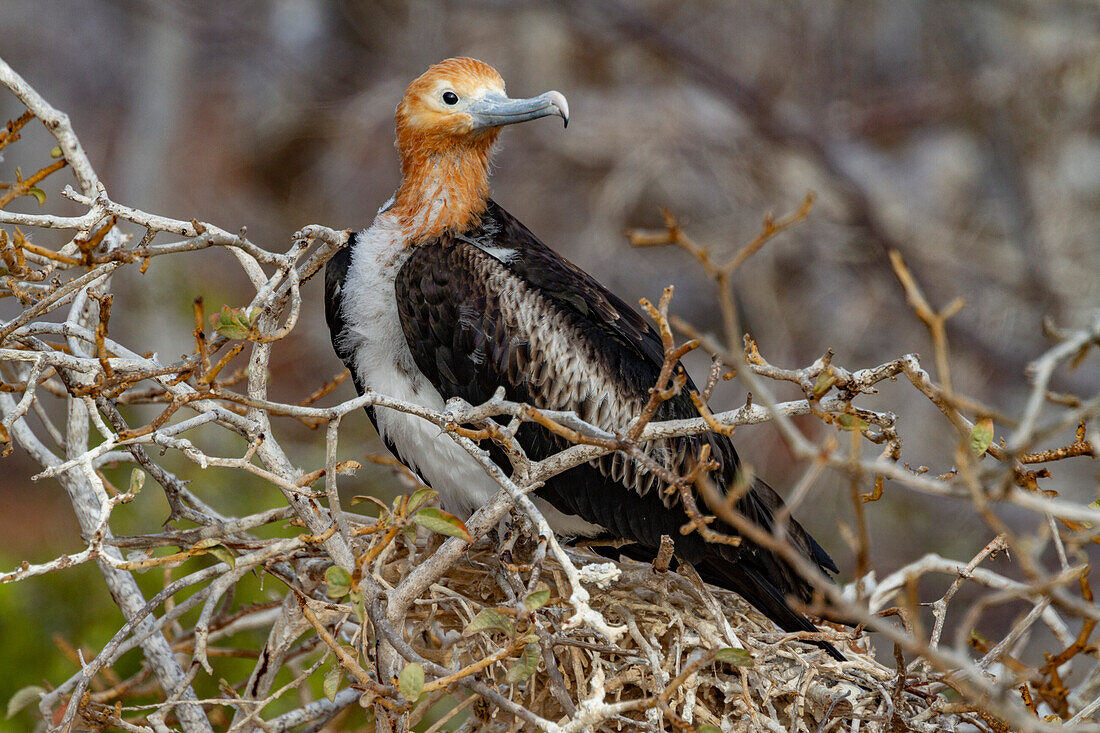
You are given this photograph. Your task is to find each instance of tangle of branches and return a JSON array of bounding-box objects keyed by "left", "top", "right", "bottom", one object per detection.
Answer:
[{"left": 1, "top": 56, "right": 1098, "bottom": 733}]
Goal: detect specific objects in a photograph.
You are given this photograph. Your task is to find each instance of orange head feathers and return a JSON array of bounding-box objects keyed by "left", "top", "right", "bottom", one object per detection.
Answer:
[{"left": 390, "top": 58, "right": 568, "bottom": 242}]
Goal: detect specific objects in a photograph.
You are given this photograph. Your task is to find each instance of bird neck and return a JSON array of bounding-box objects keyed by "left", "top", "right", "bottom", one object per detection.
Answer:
[{"left": 391, "top": 132, "right": 498, "bottom": 243}]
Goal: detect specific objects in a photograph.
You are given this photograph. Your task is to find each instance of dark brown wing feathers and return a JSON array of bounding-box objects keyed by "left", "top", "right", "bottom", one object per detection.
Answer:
[{"left": 389, "top": 201, "right": 842, "bottom": 659}]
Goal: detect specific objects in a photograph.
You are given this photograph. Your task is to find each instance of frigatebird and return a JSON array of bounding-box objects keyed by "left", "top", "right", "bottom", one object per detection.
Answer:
[{"left": 324, "top": 57, "right": 842, "bottom": 660}]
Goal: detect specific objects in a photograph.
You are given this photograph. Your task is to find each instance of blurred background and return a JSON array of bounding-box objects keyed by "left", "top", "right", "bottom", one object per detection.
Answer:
[{"left": 0, "top": 0, "right": 1097, "bottom": 725}]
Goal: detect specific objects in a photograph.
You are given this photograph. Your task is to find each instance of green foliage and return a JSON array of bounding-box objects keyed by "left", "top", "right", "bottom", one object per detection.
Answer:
[
  {"left": 713, "top": 647, "right": 753, "bottom": 667},
  {"left": 523, "top": 588, "right": 551, "bottom": 611},
  {"left": 411, "top": 507, "right": 472, "bottom": 542},
  {"left": 323, "top": 665, "right": 342, "bottom": 702},
  {"left": 969, "top": 418, "right": 994, "bottom": 457},
  {"left": 325, "top": 565, "right": 352, "bottom": 599},
  {"left": 398, "top": 662, "right": 424, "bottom": 702},
  {"left": 464, "top": 607, "right": 515, "bottom": 636},
  {"left": 505, "top": 643, "right": 540, "bottom": 683},
  {"left": 213, "top": 305, "right": 260, "bottom": 340}
]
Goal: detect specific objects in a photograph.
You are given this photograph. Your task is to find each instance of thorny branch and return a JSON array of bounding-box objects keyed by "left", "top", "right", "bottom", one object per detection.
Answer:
[{"left": 1, "top": 56, "right": 1098, "bottom": 733}]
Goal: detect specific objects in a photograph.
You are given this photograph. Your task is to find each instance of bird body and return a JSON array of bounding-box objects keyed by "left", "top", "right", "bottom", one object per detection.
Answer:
[
  {"left": 325, "top": 58, "right": 843, "bottom": 659},
  {"left": 327, "top": 203, "right": 604, "bottom": 535}
]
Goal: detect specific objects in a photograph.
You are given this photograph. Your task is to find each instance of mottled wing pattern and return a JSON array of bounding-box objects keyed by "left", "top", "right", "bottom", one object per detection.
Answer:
[{"left": 393, "top": 202, "right": 841, "bottom": 658}]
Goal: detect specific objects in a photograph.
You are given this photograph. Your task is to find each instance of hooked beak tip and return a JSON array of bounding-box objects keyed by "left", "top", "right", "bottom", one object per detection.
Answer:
[
  {"left": 468, "top": 89, "right": 570, "bottom": 131},
  {"left": 547, "top": 90, "right": 569, "bottom": 129}
]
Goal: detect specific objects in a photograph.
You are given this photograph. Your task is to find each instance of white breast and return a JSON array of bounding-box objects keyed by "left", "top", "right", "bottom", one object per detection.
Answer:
[{"left": 338, "top": 215, "right": 602, "bottom": 536}]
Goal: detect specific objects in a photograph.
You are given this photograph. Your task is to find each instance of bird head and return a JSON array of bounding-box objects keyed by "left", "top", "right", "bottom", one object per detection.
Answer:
[
  {"left": 391, "top": 58, "right": 568, "bottom": 240},
  {"left": 395, "top": 57, "right": 568, "bottom": 160}
]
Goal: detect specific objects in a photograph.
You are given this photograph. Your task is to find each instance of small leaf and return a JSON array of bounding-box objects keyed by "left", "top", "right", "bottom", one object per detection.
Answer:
[
  {"left": 412, "top": 507, "right": 472, "bottom": 542},
  {"left": 323, "top": 665, "right": 342, "bottom": 702},
  {"left": 836, "top": 414, "right": 868, "bottom": 432},
  {"left": 50, "top": 146, "right": 63, "bottom": 158},
  {"left": 6, "top": 685, "right": 45, "bottom": 719},
  {"left": 213, "top": 305, "right": 256, "bottom": 340},
  {"left": 208, "top": 545, "right": 236, "bottom": 570},
  {"left": 505, "top": 643, "right": 540, "bottom": 683},
  {"left": 464, "top": 607, "right": 515, "bottom": 636},
  {"left": 401, "top": 523, "right": 418, "bottom": 543},
  {"left": 26, "top": 187, "right": 46, "bottom": 206},
  {"left": 326, "top": 565, "right": 352, "bottom": 599},
  {"left": 350, "top": 494, "right": 389, "bottom": 513},
  {"left": 811, "top": 370, "right": 837, "bottom": 399},
  {"left": 406, "top": 487, "right": 438, "bottom": 514},
  {"left": 698, "top": 726, "right": 723, "bottom": 733},
  {"left": 523, "top": 589, "right": 551, "bottom": 611},
  {"left": 334, "top": 459, "right": 361, "bottom": 473},
  {"left": 129, "top": 468, "right": 145, "bottom": 494},
  {"left": 713, "top": 647, "right": 753, "bottom": 667},
  {"left": 350, "top": 588, "right": 365, "bottom": 624},
  {"left": 969, "top": 418, "right": 994, "bottom": 457},
  {"left": 191, "top": 538, "right": 220, "bottom": 551},
  {"left": 397, "top": 662, "right": 424, "bottom": 702}
]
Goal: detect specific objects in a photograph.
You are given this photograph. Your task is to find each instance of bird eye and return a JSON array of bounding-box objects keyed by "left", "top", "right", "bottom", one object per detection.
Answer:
[{"left": 442, "top": 90, "right": 459, "bottom": 105}]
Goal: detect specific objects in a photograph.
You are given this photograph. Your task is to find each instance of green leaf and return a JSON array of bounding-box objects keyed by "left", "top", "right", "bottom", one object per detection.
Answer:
[
  {"left": 401, "top": 523, "right": 418, "bottom": 543},
  {"left": 698, "top": 726, "right": 723, "bottom": 733},
  {"left": 208, "top": 545, "right": 236, "bottom": 570},
  {"left": 406, "top": 487, "right": 438, "bottom": 513},
  {"left": 26, "top": 187, "right": 46, "bottom": 206},
  {"left": 6, "top": 685, "right": 45, "bottom": 719},
  {"left": 350, "top": 588, "right": 365, "bottom": 624},
  {"left": 713, "top": 647, "right": 753, "bottom": 667},
  {"left": 213, "top": 305, "right": 259, "bottom": 340},
  {"left": 836, "top": 413, "right": 868, "bottom": 432},
  {"left": 189, "top": 538, "right": 235, "bottom": 568},
  {"left": 464, "top": 607, "right": 515, "bottom": 636},
  {"left": 412, "top": 507, "right": 472, "bottom": 542},
  {"left": 811, "top": 370, "right": 837, "bottom": 399},
  {"left": 323, "top": 665, "right": 342, "bottom": 702},
  {"left": 969, "top": 418, "right": 994, "bottom": 457},
  {"left": 523, "top": 589, "right": 551, "bottom": 611},
  {"left": 397, "top": 662, "right": 424, "bottom": 702},
  {"left": 49, "top": 146, "right": 63, "bottom": 159},
  {"left": 129, "top": 468, "right": 145, "bottom": 494},
  {"left": 505, "top": 643, "right": 540, "bottom": 683},
  {"left": 325, "top": 565, "right": 352, "bottom": 599}
]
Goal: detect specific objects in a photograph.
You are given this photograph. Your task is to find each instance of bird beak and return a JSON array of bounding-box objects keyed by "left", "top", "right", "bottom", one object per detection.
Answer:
[{"left": 468, "top": 90, "right": 570, "bottom": 129}]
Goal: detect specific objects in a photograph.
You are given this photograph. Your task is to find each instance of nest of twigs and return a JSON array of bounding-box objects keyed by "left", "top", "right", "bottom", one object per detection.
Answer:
[{"left": 350, "top": 523, "right": 964, "bottom": 733}]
